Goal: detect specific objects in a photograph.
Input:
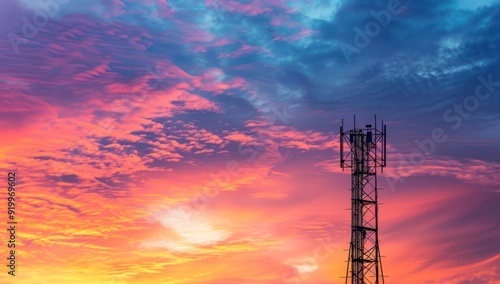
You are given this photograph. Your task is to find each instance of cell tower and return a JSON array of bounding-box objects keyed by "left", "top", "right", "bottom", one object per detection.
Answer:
[{"left": 340, "top": 115, "right": 386, "bottom": 284}]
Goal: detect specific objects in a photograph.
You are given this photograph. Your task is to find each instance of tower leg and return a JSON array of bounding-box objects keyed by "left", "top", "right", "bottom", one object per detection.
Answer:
[{"left": 340, "top": 118, "right": 387, "bottom": 284}]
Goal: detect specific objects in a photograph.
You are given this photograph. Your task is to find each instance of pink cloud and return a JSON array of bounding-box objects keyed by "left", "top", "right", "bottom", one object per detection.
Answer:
[{"left": 217, "top": 43, "right": 274, "bottom": 59}]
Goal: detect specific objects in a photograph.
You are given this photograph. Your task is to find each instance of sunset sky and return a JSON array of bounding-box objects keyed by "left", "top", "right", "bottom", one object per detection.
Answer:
[{"left": 1, "top": 0, "right": 500, "bottom": 283}]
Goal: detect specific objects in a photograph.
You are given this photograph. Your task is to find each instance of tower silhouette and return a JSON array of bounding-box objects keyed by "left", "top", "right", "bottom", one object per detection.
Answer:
[{"left": 340, "top": 116, "right": 386, "bottom": 284}]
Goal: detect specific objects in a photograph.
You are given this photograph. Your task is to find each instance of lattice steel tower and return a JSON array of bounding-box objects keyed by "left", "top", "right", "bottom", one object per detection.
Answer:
[{"left": 340, "top": 116, "right": 386, "bottom": 284}]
